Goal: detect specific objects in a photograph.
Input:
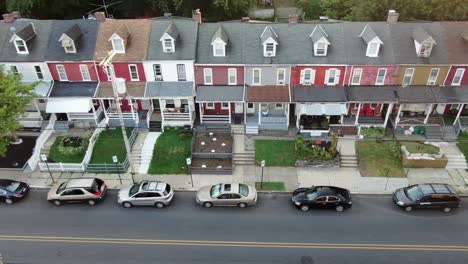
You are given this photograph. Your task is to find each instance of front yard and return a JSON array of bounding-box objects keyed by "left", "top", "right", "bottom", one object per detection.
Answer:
[
  {"left": 255, "top": 140, "right": 296, "bottom": 167},
  {"left": 89, "top": 128, "right": 132, "bottom": 164},
  {"left": 457, "top": 132, "right": 468, "bottom": 162},
  {"left": 400, "top": 141, "right": 439, "bottom": 154},
  {"left": 356, "top": 141, "right": 405, "bottom": 177},
  {"left": 48, "top": 136, "right": 88, "bottom": 163},
  {"left": 148, "top": 129, "right": 193, "bottom": 174}
]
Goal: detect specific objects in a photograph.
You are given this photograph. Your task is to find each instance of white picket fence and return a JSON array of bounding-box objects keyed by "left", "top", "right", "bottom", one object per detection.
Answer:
[{"left": 27, "top": 115, "right": 56, "bottom": 171}]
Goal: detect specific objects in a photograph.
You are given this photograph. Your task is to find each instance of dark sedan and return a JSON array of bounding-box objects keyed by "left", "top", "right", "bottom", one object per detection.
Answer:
[
  {"left": 0, "top": 179, "right": 29, "bottom": 204},
  {"left": 292, "top": 186, "right": 352, "bottom": 212}
]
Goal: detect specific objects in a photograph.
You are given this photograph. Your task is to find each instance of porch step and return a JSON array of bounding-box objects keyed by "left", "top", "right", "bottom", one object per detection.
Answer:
[
  {"left": 340, "top": 154, "right": 358, "bottom": 168},
  {"left": 246, "top": 125, "right": 259, "bottom": 135},
  {"left": 233, "top": 151, "right": 255, "bottom": 165},
  {"left": 202, "top": 115, "right": 230, "bottom": 123},
  {"left": 329, "top": 126, "right": 358, "bottom": 136},
  {"left": 425, "top": 126, "right": 443, "bottom": 139},
  {"left": 443, "top": 126, "right": 458, "bottom": 141},
  {"left": 149, "top": 121, "right": 162, "bottom": 132},
  {"left": 445, "top": 154, "right": 468, "bottom": 169},
  {"left": 197, "top": 124, "right": 231, "bottom": 134},
  {"left": 231, "top": 125, "right": 245, "bottom": 135}
]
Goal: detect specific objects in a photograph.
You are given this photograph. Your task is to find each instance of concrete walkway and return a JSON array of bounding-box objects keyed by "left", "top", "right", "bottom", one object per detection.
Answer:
[{"left": 138, "top": 132, "right": 161, "bottom": 174}]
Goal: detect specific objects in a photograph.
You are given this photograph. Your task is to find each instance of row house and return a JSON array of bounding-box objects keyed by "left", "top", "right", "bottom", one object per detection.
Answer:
[{"left": 0, "top": 15, "right": 53, "bottom": 129}]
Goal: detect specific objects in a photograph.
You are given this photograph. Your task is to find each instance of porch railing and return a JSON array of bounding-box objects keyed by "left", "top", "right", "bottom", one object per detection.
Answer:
[{"left": 164, "top": 112, "right": 191, "bottom": 121}]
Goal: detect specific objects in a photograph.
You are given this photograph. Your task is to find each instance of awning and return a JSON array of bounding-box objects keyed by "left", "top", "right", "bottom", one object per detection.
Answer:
[
  {"left": 297, "top": 103, "right": 347, "bottom": 116},
  {"left": 46, "top": 98, "right": 93, "bottom": 113},
  {"left": 145, "top": 81, "right": 194, "bottom": 98},
  {"left": 402, "top": 103, "right": 428, "bottom": 112},
  {"left": 196, "top": 85, "right": 244, "bottom": 102}
]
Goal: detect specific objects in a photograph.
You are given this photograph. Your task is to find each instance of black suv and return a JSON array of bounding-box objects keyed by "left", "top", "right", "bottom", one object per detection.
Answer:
[
  {"left": 292, "top": 186, "right": 352, "bottom": 212},
  {"left": 393, "top": 183, "right": 462, "bottom": 212}
]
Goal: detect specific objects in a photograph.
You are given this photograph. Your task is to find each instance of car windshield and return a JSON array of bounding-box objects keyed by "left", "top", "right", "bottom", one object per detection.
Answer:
[
  {"left": 239, "top": 184, "right": 249, "bottom": 197},
  {"left": 306, "top": 189, "right": 319, "bottom": 200},
  {"left": 405, "top": 186, "right": 424, "bottom": 201},
  {"left": 129, "top": 184, "right": 141, "bottom": 197},
  {"left": 4, "top": 181, "right": 20, "bottom": 192},
  {"left": 210, "top": 184, "right": 222, "bottom": 198},
  {"left": 57, "top": 183, "right": 66, "bottom": 194},
  {"left": 163, "top": 184, "right": 171, "bottom": 196}
]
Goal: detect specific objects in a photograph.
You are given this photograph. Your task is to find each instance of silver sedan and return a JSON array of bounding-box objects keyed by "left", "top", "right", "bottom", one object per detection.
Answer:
[{"left": 195, "top": 183, "right": 257, "bottom": 208}]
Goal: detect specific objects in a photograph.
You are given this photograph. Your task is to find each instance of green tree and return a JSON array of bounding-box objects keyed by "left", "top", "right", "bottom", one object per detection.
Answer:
[
  {"left": 0, "top": 66, "right": 37, "bottom": 157},
  {"left": 297, "top": 0, "right": 324, "bottom": 20}
]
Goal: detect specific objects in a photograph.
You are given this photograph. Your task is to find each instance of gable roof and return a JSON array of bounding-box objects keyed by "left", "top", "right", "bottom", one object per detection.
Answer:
[
  {"left": 439, "top": 22, "right": 468, "bottom": 64},
  {"left": 211, "top": 25, "right": 228, "bottom": 44},
  {"left": 310, "top": 25, "right": 329, "bottom": 44},
  {"left": 412, "top": 26, "right": 436, "bottom": 44},
  {"left": 358, "top": 24, "right": 382, "bottom": 44},
  {"left": 12, "top": 22, "right": 36, "bottom": 41},
  {"left": 110, "top": 24, "right": 130, "bottom": 42},
  {"left": 161, "top": 22, "right": 179, "bottom": 40},
  {"left": 62, "top": 24, "right": 82, "bottom": 41},
  {"left": 260, "top": 26, "right": 278, "bottom": 44},
  {"left": 46, "top": 19, "right": 99, "bottom": 61},
  {"left": 94, "top": 19, "right": 151, "bottom": 62},
  {"left": 147, "top": 17, "right": 198, "bottom": 61}
]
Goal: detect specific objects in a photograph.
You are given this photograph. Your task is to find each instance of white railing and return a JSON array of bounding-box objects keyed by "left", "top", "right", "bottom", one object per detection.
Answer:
[
  {"left": 146, "top": 109, "right": 153, "bottom": 129},
  {"left": 27, "top": 114, "right": 56, "bottom": 171},
  {"left": 107, "top": 112, "right": 138, "bottom": 120},
  {"left": 68, "top": 113, "right": 96, "bottom": 120},
  {"left": 39, "top": 162, "right": 85, "bottom": 172},
  {"left": 81, "top": 120, "right": 107, "bottom": 165},
  {"left": 163, "top": 112, "right": 191, "bottom": 121}
]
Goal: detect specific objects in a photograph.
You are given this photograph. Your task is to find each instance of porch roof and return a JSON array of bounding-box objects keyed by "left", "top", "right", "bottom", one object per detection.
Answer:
[
  {"left": 196, "top": 85, "right": 244, "bottom": 102},
  {"left": 145, "top": 81, "right": 194, "bottom": 98},
  {"left": 347, "top": 86, "right": 397, "bottom": 103},
  {"left": 395, "top": 86, "right": 436, "bottom": 103},
  {"left": 96, "top": 82, "right": 146, "bottom": 98},
  {"left": 24, "top": 81, "right": 53, "bottom": 97},
  {"left": 46, "top": 98, "right": 93, "bottom": 113},
  {"left": 48, "top": 81, "right": 98, "bottom": 98},
  {"left": 292, "top": 86, "right": 347, "bottom": 103},
  {"left": 431, "top": 86, "right": 468, "bottom": 104},
  {"left": 247, "top": 85, "right": 290, "bottom": 102}
]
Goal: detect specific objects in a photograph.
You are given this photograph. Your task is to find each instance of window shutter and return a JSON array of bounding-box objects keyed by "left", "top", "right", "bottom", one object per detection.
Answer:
[
  {"left": 335, "top": 70, "right": 341, "bottom": 84},
  {"left": 299, "top": 69, "right": 305, "bottom": 84},
  {"left": 324, "top": 70, "right": 330, "bottom": 85},
  {"left": 310, "top": 70, "right": 316, "bottom": 84}
]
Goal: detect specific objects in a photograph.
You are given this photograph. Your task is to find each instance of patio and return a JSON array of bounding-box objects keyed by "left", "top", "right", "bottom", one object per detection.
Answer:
[{"left": 0, "top": 136, "right": 37, "bottom": 170}]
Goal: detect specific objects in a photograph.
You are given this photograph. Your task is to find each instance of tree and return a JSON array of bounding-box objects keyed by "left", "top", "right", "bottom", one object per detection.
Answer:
[
  {"left": 297, "top": 0, "right": 324, "bottom": 20},
  {"left": 0, "top": 66, "right": 37, "bottom": 157}
]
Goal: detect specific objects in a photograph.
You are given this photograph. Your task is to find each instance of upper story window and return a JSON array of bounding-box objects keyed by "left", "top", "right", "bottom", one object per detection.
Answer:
[
  {"left": 177, "top": 64, "right": 186, "bottom": 81},
  {"left": 277, "top": 68, "right": 286, "bottom": 85},
  {"left": 111, "top": 38, "right": 125, "bottom": 54},
  {"left": 153, "top": 64, "right": 163, "bottom": 81},
  {"left": 264, "top": 42, "right": 276, "bottom": 57},
  {"left": 129, "top": 64, "right": 139, "bottom": 81},
  {"left": 310, "top": 26, "right": 330, "bottom": 57},
  {"left": 10, "top": 23, "right": 36, "bottom": 55},
  {"left": 261, "top": 26, "right": 278, "bottom": 58},
  {"left": 228, "top": 68, "right": 237, "bottom": 85},
  {"left": 252, "top": 68, "right": 261, "bottom": 85},
  {"left": 300, "top": 68, "right": 315, "bottom": 85},
  {"left": 412, "top": 27, "right": 436, "bottom": 58},
  {"left": 163, "top": 39, "right": 174, "bottom": 53},
  {"left": 211, "top": 26, "right": 229, "bottom": 57},
  {"left": 402, "top": 68, "right": 414, "bottom": 86},
  {"left": 325, "top": 68, "right": 340, "bottom": 85},
  {"left": 160, "top": 23, "right": 178, "bottom": 53},
  {"left": 15, "top": 40, "right": 28, "bottom": 54},
  {"left": 315, "top": 41, "right": 328, "bottom": 56},
  {"left": 213, "top": 42, "right": 225, "bottom": 57},
  {"left": 351, "top": 68, "right": 362, "bottom": 85},
  {"left": 80, "top": 65, "right": 91, "bottom": 81},
  {"left": 359, "top": 25, "right": 383, "bottom": 57},
  {"left": 375, "top": 68, "right": 387, "bottom": 85},
  {"left": 366, "top": 42, "right": 380, "bottom": 57},
  {"left": 426, "top": 68, "right": 439, "bottom": 85},
  {"left": 34, "top": 66, "right": 43, "bottom": 80},
  {"left": 452, "top": 68, "right": 465, "bottom": 86},
  {"left": 204, "top": 68, "right": 213, "bottom": 85},
  {"left": 56, "top": 65, "right": 68, "bottom": 81}
]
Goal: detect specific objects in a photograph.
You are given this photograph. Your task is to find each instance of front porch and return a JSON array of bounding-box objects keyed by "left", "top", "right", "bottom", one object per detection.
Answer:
[
  {"left": 196, "top": 85, "right": 245, "bottom": 125},
  {"left": 18, "top": 81, "right": 53, "bottom": 129},
  {"left": 245, "top": 103, "right": 289, "bottom": 132}
]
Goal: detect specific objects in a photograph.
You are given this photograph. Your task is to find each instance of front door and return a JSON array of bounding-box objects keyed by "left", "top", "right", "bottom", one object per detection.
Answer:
[
  {"left": 152, "top": 99, "right": 160, "bottom": 111},
  {"left": 235, "top": 103, "right": 243, "bottom": 114},
  {"left": 247, "top": 103, "right": 255, "bottom": 114}
]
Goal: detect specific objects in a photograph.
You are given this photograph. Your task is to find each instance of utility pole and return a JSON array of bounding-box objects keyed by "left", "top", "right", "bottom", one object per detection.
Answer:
[{"left": 99, "top": 51, "right": 136, "bottom": 179}]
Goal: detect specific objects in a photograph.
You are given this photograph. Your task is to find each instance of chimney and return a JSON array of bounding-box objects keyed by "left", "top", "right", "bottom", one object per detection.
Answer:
[
  {"left": 288, "top": 14, "right": 299, "bottom": 24},
  {"left": 241, "top": 17, "right": 250, "bottom": 22},
  {"left": 11, "top": 11, "right": 21, "bottom": 19},
  {"left": 95, "top": 12, "right": 106, "bottom": 23},
  {"left": 387, "top": 10, "right": 399, "bottom": 24},
  {"left": 2, "top": 13, "right": 14, "bottom": 23},
  {"left": 192, "top": 9, "right": 202, "bottom": 24}
]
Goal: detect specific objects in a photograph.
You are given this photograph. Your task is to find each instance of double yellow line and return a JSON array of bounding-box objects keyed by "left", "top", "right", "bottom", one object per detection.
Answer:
[{"left": 0, "top": 235, "right": 467, "bottom": 252}]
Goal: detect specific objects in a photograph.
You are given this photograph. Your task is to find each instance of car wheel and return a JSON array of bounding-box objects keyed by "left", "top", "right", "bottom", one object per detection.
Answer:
[
  {"left": 300, "top": 205, "right": 310, "bottom": 211},
  {"left": 335, "top": 205, "right": 344, "bottom": 212},
  {"left": 404, "top": 206, "right": 413, "bottom": 212},
  {"left": 203, "top": 202, "right": 213, "bottom": 208},
  {"left": 443, "top": 207, "right": 452, "bottom": 213},
  {"left": 155, "top": 202, "right": 165, "bottom": 208},
  {"left": 122, "top": 202, "right": 132, "bottom": 208},
  {"left": 87, "top": 200, "right": 96, "bottom": 206},
  {"left": 238, "top": 202, "right": 247, "bottom": 208},
  {"left": 53, "top": 200, "right": 61, "bottom": 206},
  {"left": 5, "top": 198, "right": 13, "bottom": 205}
]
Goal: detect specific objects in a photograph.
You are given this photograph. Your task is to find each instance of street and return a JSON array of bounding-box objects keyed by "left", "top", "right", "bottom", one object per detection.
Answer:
[{"left": 0, "top": 189, "right": 468, "bottom": 264}]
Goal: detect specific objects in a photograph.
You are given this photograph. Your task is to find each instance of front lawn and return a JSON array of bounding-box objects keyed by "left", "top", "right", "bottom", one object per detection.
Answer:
[
  {"left": 48, "top": 136, "right": 86, "bottom": 163},
  {"left": 457, "top": 132, "right": 468, "bottom": 162},
  {"left": 148, "top": 130, "right": 192, "bottom": 174},
  {"left": 89, "top": 128, "right": 132, "bottom": 164},
  {"left": 401, "top": 141, "right": 439, "bottom": 154},
  {"left": 255, "top": 140, "right": 296, "bottom": 167},
  {"left": 255, "top": 182, "right": 285, "bottom": 191},
  {"left": 356, "top": 141, "right": 405, "bottom": 177}
]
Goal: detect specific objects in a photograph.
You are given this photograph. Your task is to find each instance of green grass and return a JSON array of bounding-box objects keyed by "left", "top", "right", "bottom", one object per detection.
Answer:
[
  {"left": 356, "top": 141, "right": 405, "bottom": 177},
  {"left": 148, "top": 130, "right": 193, "bottom": 174},
  {"left": 457, "top": 132, "right": 468, "bottom": 162},
  {"left": 255, "top": 140, "right": 296, "bottom": 167},
  {"left": 89, "top": 128, "right": 132, "bottom": 164},
  {"left": 48, "top": 136, "right": 85, "bottom": 163},
  {"left": 255, "top": 182, "right": 285, "bottom": 191},
  {"left": 400, "top": 141, "right": 439, "bottom": 154}
]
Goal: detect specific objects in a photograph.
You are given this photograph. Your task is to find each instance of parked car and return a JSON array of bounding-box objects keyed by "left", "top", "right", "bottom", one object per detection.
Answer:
[
  {"left": 292, "top": 186, "right": 352, "bottom": 212},
  {"left": 118, "top": 181, "right": 174, "bottom": 208},
  {"left": 393, "top": 183, "right": 462, "bottom": 212},
  {"left": 47, "top": 178, "right": 107, "bottom": 206},
  {"left": 0, "top": 179, "right": 29, "bottom": 204},
  {"left": 196, "top": 183, "right": 257, "bottom": 208}
]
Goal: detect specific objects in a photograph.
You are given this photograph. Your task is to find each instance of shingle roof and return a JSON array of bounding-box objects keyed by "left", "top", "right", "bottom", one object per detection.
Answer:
[
  {"left": 145, "top": 81, "right": 194, "bottom": 97},
  {"left": 97, "top": 82, "right": 146, "bottom": 97},
  {"left": 196, "top": 85, "right": 244, "bottom": 102},
  {"left": 347, "top": 86, "right": 397, "bottom": 102},
  {"left": 430, "top": 86, "right": 468, "bottom": 103},
  {"left": 310, "top": 25, "right": 328, "bottom": 44},
  {"left": 14, "top": 23, "right": 36, "bottom": 41},
  {"left": 147, "top": 17, "right": 198, "bottom": 60},
  {"left": 358, "top": 24, "right": 379, "bottom": 44},
  {"left": 63, "top": 24, "right": 82, "bottom": 41},
  {"left": 260, "top": 26, "right": 278, "bottom": 43},
  {"left": 113, "top": 24, "right": 130, "bottom": 42},
  {"left": 411, "top": 27, "right": 434, "bottom": 44},
  {"left": 94, "top": 19, "right": 151, "bottom": 62},
  {"left": 46, "top": 20, "right": 99, "bottom": 61},
  {"left": 48, "top": 81, "right": 98, "bottom": 97},
  {"left": 247, "top": 85, "right": 290, "bottom": 102},
  {"left": 162, "top": 22, "right": 179, "bottom": 40},
  {"left": 395, "top": 86, "right": 436, "bottom": 103},
  {"left": 293, "top": 86, "right": 347, "bottom": 102},
  {"left": 211, "top": 25, "right": 228, "bottom": 44},
  {"left": 439, "top": 22, "right": 468, "bottom": 64},
  {"left": 0, "top": 19, "right": 52, "bottom": 62}
]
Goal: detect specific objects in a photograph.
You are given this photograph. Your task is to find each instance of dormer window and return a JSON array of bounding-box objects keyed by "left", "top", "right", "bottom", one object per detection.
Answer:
[
  {"left": 163, "top": 38, "right": 174, "bottom": 52},
  {"left": 412, "top": 27, "right": 436, "bottom": 58},
  {"left": 211, "top": 26, "right": 228, "bottom": 57},
  {"left": 213, "top": 42, "right": 225, "bottom": 56},
  {"left": 315, "top": 41, "right": 327, "bottom": 56},
  {"left": 160, "top": 22, "right": 179, "bottom": 53},
  {"left": 260, "top": 26, "right": 278, "bottom": 57},
  {"left": 359, "top": 25, "right": 383, "bottom": 57},
  {"left": 59, "top": 24, "right": 82, "bottom": 54},
  {"left": 264, "top": 42, "right": 276, "bottom": 57},
  {"left": 108, "top": 25, "right": 130, "bottom": 54},
  {"left": 61, "top": 37, "right": 76, "bottom": 53},
  {"left": 10, "top": 23, "right": 36, "bottom": 55},
  {"left": 367, "top": 41, "right": 380, "bottom": 57},
  {"left": 112, "top": 38, "right": 125, "bottom": 53},
  {"left": 310, "top": 26, "right": 330, "bottom": 56},
  {"left": 15, "top": 39, "right": 28, "bottom": 54}
]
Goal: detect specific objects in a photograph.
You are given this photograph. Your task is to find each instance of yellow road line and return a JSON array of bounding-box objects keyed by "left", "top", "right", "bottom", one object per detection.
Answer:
[{"left": 0, "top": 235, "right": 467, "bottom": 252}]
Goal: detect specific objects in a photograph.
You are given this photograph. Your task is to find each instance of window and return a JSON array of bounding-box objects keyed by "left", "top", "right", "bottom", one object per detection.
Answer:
[
  {"left": 62, "top": 37, "right": 76, "bottom": 53},
  {"left": 327, "top": 196, "right": 339, "bottom": 202},
  {"left": 277, "top": 68, "right": 286, "bottom": 85},
  {"left": 65, "top": 44, "right": 76, "bottom": 53},
  {"left": 300, "top": 68, "right": 315, "bottom": 85},
  {"left": 351, "top": 68, "right": 362, "bottom": 85},
  {"left": 34, "top": 66, "right": 43, "bottom": 80},
  {"left": 315, "top": 41, "right": 327, "bottom": 56},
  {"left": 213, "top": 42, "right": 225, "bottom": 57},
  {"left": 264, "top": 42, "right": 276, "bottom": 57},
  {"left": 10, "top": 66, "right": 18, "bottom": 75},
  {"left": 452, "top": 68, "right": 465, "bottom": 86},
  {"left": 163, "top": 39, "right": 174, "bottom": 53},
  {"left": 419, "top": 42, "right": 433, "bottom": 57},
  {"left": 206, "top": 102, "right": 215, "bottom": 109},
  {"left": 105, "top": 65, "right": 113, "bottom": 81},
  {"left": 221, "top": 102, "right": 229, "bottom": 109},
  {"left": 80, "top": 65, "right": 91, "bottom": 81},
  {"left": 15, "top": 39, "right": 27, "bottom": 54},
  {"left": 252, "top": 68, "right": 261, "bottom": 85},
  {"left": 275, "top": 103, "right": 283, "bottom": 109},
  {"left": 316, "top": 197, "right": 327, "bottom": 202},
  {"left": 112, "top": 38, "right": 125, "bottom": 53},
  {"left": 247, "top": 103, "right": 254, "bottom": 109},
  {"left": 228, "top": 68, "right": 237, "bottom": 85},
  {"left": 61, "top": 189, "right": 84, "bottom": 196},
  {"left": 366, "top": 42, "right": 379, "bottom": 57},
  {"left": 450, "top": 104, "right": 461, "bottom": 110},
  {"left": 177, "top": 64, "right": 186, "bottom": 81},
  {"left": 375, "top": 68, "right": 387, "bottom": 85},
  {"left": 402, "top": 68, "right": 414, "bottom": 86},
  {"left": 56, "top": 65, "right": 68, "bottom": 81},
  {"left": 204, "top": 68, "right": 213, "bottom": 85},
  {"left": 427, "top": 68, "right": 439, "bottom": 85},
  {"left": 325, "top": 69, "right": 340, "bottom": 85},
  {"left": 165, "top": 99, "right": 175, "bottom": 109},
  {"left": 153, "top": 64, "right": 163, "bottom": 81},
  {"left": 129, "top": 64, "right": 139, "bottom": 81}
]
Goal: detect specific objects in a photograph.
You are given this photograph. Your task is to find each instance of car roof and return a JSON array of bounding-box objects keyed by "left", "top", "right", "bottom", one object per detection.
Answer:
[
  {"left": 221, "top": 183, "right": 240, "bottom": 194},
  {"left": 418, "top": 184, "right": 456, "bottom": 195},
  {"left": 141, "top": 181, "right": 166, "bottom": 192},
  {"left": 0, "top": 179, "right": 15, "bottom": 186},
  {"left": 65, "top": 178, "right": 96, "bottom": 188},
  {"left": 310, "top": 186, "right": 343, "bottom": 196}
]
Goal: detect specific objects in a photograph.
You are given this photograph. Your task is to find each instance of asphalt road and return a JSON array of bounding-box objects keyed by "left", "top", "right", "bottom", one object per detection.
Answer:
[{"left": 1, "top": 189, "right": 468, "bottom": 264}]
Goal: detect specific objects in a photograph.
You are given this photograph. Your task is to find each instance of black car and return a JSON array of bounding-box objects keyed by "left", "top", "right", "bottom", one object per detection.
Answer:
[
  {"left": 393, "top": 183, "right": 462, "bottom": 212},
  {"left": 0, "top": 180, "right": 29, "bottom": 204},
  {"left": 292, "top": 186, "right": 352, "bottom": 212}
]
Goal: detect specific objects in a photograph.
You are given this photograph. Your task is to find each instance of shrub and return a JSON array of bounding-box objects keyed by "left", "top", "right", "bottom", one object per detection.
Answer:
[
  {"left": 386, "top": 141, "right": 401, "bottom": 160},
  {"left": 295, "top": 135, "right": 335, "bottom": 161},
  {"left": 360, "top": 127, "right": 385, "bottom": 138},
  {"left": 57, "top": 131, "right": 92, "bottom": 157}
]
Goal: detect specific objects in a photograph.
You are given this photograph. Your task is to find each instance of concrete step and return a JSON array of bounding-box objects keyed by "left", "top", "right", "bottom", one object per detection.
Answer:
[
  {"left": 341, "top": 163, "right": 358, "bottom": 167},
  {"left": 246, "top": 125, "right": 259, "bottom": 135}
]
